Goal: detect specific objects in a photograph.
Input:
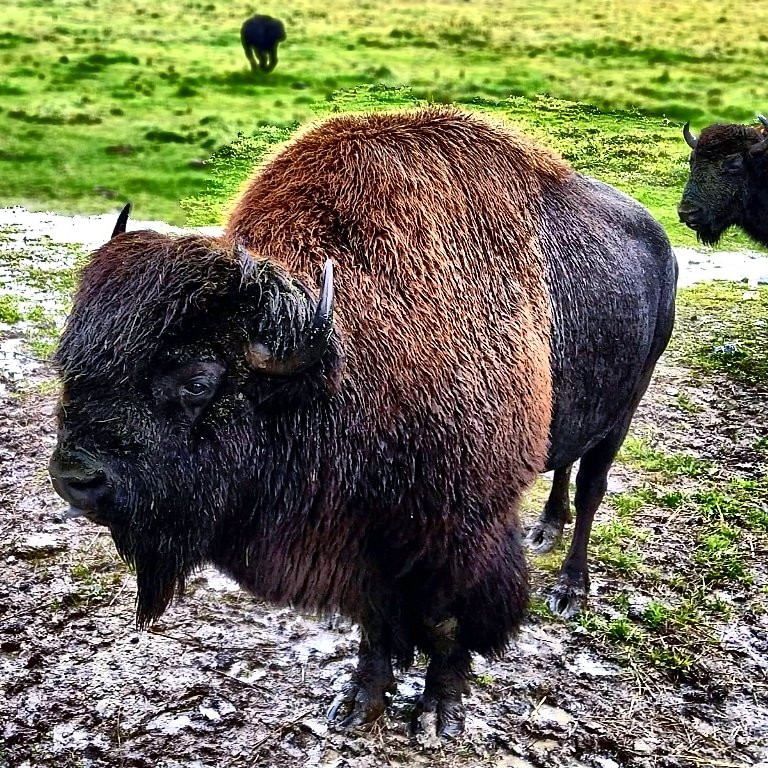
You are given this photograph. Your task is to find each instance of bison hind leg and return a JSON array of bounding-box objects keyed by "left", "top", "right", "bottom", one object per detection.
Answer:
[
  {"left": 526, "top": 463, "right": 574, "bottom": 554},
  {"left": 547, "top": 414, "right": 636, "bottom": 619}
]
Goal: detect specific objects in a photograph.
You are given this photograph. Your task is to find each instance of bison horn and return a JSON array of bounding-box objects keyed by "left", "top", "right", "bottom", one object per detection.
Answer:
[
  {"left": 111, "top": 202, "right": 131, "bottom": 238},
  {"left": 247, "top": 259, "right": 335, "bottom": 376},
  {"left": 758, "top": 114, "right": 768, "bottom": 129},
  {"left": 683, "top": 122, "right": 697, "bottom": 149}
]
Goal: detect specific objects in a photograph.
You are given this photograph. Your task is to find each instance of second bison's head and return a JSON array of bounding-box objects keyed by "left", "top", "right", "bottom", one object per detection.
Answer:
[
  {"left": 49, "top": 213, "right": 342, "bottom": 627},
  {"left": 678, "top": 118, "right": 768, "bottom": 245}
]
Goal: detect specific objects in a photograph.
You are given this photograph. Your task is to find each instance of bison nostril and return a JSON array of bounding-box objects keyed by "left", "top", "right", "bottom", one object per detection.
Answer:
[
  {"left": 677, "top": 203, "right": 703, "bottom": 226},
  {"left": 49, "top": 459, "right": 112, "bottom": 511},
  {"left": 677, "top": 202, "right": 701, "bottom": 216},
  {"left": 67, "top": 474, "right": 106, "bottom": 492}
]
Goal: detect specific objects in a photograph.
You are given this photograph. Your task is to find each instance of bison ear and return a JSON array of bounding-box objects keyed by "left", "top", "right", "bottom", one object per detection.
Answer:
[
  {"left": 245, "top": 259, "right": 336, "bottom": 377},
  {"left": 111, "top": 202, "right": 131, "bottom": 239}
]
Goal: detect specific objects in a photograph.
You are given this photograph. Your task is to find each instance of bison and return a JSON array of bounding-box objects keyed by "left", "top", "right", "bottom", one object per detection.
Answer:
[
  {"left": 678, "top": 115, "right": 768, "bottom": 246},
  {"left": 49, "top": 108, "right": 676, "bottom": 738},
  {"left": 241, "top": 14, "right": 286, "bottom": 73}
]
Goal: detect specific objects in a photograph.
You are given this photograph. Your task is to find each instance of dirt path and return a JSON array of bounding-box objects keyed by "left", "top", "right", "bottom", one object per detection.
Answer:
[{"left": 1, "top": 208, "right": 767, "bottom": 768}]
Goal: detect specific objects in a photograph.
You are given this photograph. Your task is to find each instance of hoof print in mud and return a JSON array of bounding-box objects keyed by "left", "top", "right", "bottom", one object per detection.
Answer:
[
  {"left": 327, "top": 681, "right": 391, "bottom": 728},
  {"left": 411, "top": 693, "right": 466, "bottom": 744},
  {"left": 547, "top": 576, "right": 588, "bottom": 619},
  {"left": 525, "top": 521, "right": 563, "bottom": 554}
]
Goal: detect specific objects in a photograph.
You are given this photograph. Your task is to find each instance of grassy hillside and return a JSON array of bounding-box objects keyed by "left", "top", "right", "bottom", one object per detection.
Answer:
[
  {"left": 1, "top": 0, "right": 766, "bottom": 245},
  {"left": 183, "top": 85, "right": 751, "bottom": 249}
]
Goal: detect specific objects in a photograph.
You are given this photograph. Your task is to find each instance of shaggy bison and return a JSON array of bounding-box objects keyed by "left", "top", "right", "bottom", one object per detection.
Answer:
[
  {"left": 241, "top": 14, "right": 285, "bottom": 73},
  {"left": 679, "top": 115, "right": 768, "bottom": 246},
  {"left": 49, "top": 109, "right": 676, "bottom": 737}
]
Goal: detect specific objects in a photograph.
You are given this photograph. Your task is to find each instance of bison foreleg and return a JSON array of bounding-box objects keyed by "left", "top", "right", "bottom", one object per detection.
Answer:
[
  {"left": 242, "top": 45, "right": 259, "bottom": 72},
  {"left": 263, "top": 47, "right": 278, "bottom": 72},
  {"left": 526, "top": 463, "right": 573, "bottom": 554},
  {"left": 413, "top": 651, "right": 471, "bottom": 741},
  {"left": 412, "top": 618, "right": 471, "bottom": 742},
  {"left": 327, "top": 623, "right": 395, "bottom": 727},
  {"left": 256, "top": 50, "right": 269, "bottom": 72}
]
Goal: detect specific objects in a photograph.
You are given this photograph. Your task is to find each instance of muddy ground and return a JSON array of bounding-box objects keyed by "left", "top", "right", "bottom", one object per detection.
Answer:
[{"left": 0, "top": 210, "right": 767, "bottom": 768}]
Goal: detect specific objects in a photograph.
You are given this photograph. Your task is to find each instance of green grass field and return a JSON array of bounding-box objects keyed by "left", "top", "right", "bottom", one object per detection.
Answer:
[{"left": 2, "top": 0, "right": 766, "bottom": 246}]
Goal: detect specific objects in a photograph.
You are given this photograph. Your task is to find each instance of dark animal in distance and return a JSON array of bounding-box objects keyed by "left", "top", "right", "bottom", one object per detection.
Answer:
[
  {"left": 241, "top": 14, "right": 285, "bottom": 73},
  {"left": 679, "top": 115, "right": 768, "bottom": 246},
  {"left": 49, "top": 109, "right": 676, "bottom": 738}
]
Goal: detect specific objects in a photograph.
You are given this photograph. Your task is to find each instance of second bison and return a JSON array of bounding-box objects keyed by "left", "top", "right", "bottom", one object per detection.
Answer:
[
  {"left": 679, "top": 116, "right": 768, "bottom": 246},
  {"left": 240, "top": 14, "right": 285, "bottom": 73},
  {"left": 49, "top": 108, "right": 676, "bottom": 737}
]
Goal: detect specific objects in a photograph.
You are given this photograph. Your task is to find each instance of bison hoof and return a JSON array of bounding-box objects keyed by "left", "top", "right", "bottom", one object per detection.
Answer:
[
  {"left": 327, "top": 680, "right": 392, "bottom": 728},
  {"left": 547, "top": 574, "right": 588, "bottom": 619},
  {"left": 525, "top": 520, "right": 563, "bottom": 554},
  {"left": 411, "top": 692, "right": 465, "bottom": 744}
]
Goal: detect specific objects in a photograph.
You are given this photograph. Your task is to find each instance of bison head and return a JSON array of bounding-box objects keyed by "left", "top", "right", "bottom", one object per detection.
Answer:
[
  {"left": 49, "top": 209, "right": 342, "bottom": 627},
  {"left": 678, "top": 117, "right": 768, "bottom": 245}
]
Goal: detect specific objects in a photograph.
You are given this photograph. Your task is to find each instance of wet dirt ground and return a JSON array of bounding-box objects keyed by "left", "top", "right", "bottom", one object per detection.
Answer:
[{"left": 1, "top": 210, "right": 767, "bottom": 767}]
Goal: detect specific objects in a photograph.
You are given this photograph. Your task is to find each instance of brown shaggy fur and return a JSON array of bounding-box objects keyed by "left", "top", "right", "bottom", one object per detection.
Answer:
[{"left": 227, "top": 108, "right": 563, "bottom": 502}]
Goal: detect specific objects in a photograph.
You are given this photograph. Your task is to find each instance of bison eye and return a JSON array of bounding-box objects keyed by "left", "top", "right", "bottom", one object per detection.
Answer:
[
  {"left": 724, "top": 154, "right": 743, "bottom": 173},
  {"left": 181, "top": 380, "right": 211, "bottom": 398},
  {"left": 153, "top": 360, "right": 225, "bottom": 420}
]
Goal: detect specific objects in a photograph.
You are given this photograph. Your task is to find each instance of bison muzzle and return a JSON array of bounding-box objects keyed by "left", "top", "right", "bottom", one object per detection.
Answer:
[{"left": 49, "top": 108, "right": 676, "bottom": 739}]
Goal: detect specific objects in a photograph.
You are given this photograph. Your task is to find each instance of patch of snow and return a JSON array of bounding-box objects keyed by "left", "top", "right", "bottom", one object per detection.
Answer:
[
  {"left": 294, "top": 629, "right": 342, "bottom": 663},
  {"left": 2, "top": 205, "right": 768, "bottom": 395},
  {"left": 146, "top": 712, "right": 195, "bottom": 735},
  {"left": 675, "top": 245, "right": 768, "bottom": 287},
  {"left": 0, "top": 205, "right": 222, "bottom": 252},
  {"left": 203, "top": 569, "right": 241, "bottom": 592}
]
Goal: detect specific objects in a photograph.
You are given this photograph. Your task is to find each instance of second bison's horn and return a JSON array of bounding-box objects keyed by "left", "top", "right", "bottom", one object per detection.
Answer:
[
  {"left": 111, "top": 202, "right": 131, "bottom": 239},
  {"left": 758, "top": 114, "right": 768, "bottom": 130},
  {"left": 683, "top": 122, "right": 697, "bottom": 149},
  {"left": 247, "top": 259, "right": 335, "bottom": 376}
]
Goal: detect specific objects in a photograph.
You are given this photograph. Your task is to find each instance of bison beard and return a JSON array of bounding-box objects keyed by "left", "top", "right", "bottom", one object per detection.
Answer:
[
  {"left": 50, "top": 106, "right": 676, "bottom": 740},
  {"left": 119, "top": 531, "right": 187, "bottom": 630}
]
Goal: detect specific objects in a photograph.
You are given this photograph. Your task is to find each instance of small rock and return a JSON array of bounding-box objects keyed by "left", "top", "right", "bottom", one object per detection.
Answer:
[
  {"left": 301, "top": 717, "right": 328, "bottom": 738},
  {"left": 93, "top": 186, "right": 117, "bottom": 199},
  {"left": 713, "top": 342, "right": 739, "bottom": 356},
  {"left": 531, "top": 739, "right": 560, "bottom": 752},
  {"left": 497, "top": 758, "right": 537, "bottom": 768},
  {"left": 633, "top": 738, "right": 656, "bottom": 755},
  {"left": 12, "top": 533, "right": 66, "bottom": 559}
]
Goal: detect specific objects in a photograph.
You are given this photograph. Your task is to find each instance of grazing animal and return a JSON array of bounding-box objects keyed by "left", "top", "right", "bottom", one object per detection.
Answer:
[
  {"left": 678, "top": 115, "right": 768, "bottom": 246},
  {"left": 241, "top": 14, "right": 286, "bottom": 73},
  {"left": 49, "top": 109, "right": 676, "bottom": 738}
]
